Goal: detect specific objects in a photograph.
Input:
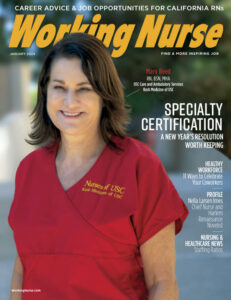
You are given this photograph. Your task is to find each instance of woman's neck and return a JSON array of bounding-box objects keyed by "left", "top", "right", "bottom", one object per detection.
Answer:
[{"left": 57, "top": 131, "right": 106, "bottom": 163}]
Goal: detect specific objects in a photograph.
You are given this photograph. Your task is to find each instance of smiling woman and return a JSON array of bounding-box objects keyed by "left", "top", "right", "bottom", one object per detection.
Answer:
[
  {"left": 8, "top": 33, "right": 188, "bottom": 300},
  {"left": 26, "top": 33, "right": 129, "bottom": 148}
]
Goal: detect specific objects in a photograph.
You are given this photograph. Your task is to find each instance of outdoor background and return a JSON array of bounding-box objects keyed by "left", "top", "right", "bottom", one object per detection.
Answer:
[{"left": 0, "top": 0, "right": 231, "bottom": 299}]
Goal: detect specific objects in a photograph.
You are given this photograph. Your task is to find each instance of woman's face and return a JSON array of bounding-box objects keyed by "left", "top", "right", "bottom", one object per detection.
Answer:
[{"left": 47, "top": 57, "right": 103, "bottom": 137}]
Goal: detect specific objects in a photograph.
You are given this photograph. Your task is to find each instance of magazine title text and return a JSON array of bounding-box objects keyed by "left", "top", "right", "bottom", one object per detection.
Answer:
[{"left": 9, "top": 14, "right": 223, "bottom": 57}]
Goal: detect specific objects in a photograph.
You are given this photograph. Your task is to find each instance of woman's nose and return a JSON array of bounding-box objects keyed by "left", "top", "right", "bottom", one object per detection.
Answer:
[{"left": 65, "top": 89, "right": 77, "bottom": 105}]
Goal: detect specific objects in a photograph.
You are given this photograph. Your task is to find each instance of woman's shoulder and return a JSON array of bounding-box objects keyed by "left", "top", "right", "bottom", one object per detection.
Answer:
[
  {"left": 115, "top": 135, "right": 161, "bottom": 165},
  {"left": 17, "top": 140, "right": 57, "bottom": 172}
]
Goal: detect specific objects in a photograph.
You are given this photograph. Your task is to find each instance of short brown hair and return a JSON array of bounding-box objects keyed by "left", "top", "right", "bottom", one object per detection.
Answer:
[{"left": 26, "top": 33, "right": 130, "bottom": 148}]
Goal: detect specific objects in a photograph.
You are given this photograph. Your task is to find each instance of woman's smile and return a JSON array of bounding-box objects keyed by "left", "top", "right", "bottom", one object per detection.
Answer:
[{"left": 60, "top": 110, "right": 84, "bottom": 118}]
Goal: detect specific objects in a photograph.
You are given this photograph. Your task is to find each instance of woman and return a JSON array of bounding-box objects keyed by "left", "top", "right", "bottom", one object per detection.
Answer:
[{"left": 8, "top": 33, "right": 189, "bottom": 300}]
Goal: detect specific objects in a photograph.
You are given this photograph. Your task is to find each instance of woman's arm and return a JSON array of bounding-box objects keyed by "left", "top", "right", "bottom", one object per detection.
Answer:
[
  {"left": 140, "top": 222, "right": 178, "bottom": 300},
  {"left": 10, "top": 255, "right": 23, "bottom": 300}
]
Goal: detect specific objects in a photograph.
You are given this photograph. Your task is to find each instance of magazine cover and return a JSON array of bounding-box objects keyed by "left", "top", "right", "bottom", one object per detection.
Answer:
[{"left": 0, "top": 1, "right": 230, "bottom": 299}]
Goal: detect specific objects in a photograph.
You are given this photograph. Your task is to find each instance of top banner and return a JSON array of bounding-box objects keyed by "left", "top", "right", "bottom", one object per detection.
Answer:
[{"left": 9, "top": 4, "right": 225, "bottom": 57}]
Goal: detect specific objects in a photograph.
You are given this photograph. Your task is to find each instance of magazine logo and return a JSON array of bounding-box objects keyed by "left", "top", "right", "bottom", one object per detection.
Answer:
[{"left": 9, "top": 14, "right": 223, "bottom": 58}]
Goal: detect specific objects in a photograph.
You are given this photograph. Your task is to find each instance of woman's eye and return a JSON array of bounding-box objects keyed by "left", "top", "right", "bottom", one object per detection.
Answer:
[
  {"left": 78, "top": 87, "right": 91, "bottom": 92},
  {"left": 54, "top": 86, "right": 65, "bottom": 90}
]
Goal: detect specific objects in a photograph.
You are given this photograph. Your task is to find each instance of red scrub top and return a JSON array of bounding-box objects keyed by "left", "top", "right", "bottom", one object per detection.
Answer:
[{"left": 8, "top": 136, "right": 189, "bottom": 300}]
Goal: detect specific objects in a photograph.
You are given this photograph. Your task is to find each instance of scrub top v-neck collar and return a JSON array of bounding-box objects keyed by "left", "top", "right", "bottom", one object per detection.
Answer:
[{"left": 50, "top": 137, "right": 110, "bottom": 196}]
